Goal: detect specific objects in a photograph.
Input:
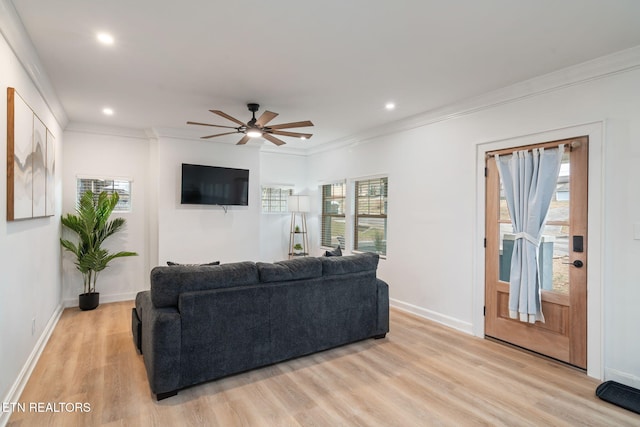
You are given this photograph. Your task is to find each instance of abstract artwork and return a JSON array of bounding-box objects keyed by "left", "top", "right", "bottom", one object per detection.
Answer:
[
  {"left": 32, "top": 116, "right": 47, "bottom": 217},
  {"left": 45, "top": 129, "right": 56, "bottom": 216},
  {"left": 6, "top": 87, "right": 56, "bottom": 221}
]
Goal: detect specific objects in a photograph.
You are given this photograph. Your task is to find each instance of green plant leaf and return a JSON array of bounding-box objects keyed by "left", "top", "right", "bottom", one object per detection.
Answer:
[{"left": 60, "top": 190, "right": 137, "bottom": 293}]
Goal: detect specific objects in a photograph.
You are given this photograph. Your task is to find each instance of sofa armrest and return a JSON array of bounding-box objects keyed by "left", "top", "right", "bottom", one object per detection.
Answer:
[
  {"left": 376, "top": 279, "right": 390, "bottom": 335},
  {"left": 136, "top": 291, "right": 181, "bottom": 395}
]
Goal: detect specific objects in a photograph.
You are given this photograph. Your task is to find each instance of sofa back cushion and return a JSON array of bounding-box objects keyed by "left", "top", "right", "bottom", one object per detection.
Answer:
[
  {"left": 321, "top": 252, "right": 379, "bottom": 276},
  {"left": 257, "top": 257, "right": 322, "bottom": 283},
  {"left": 150, "top": 261, "right": 259, "bottom": 308},
  {"left": 269, "top": 273, "right": 377, "bottom": 362},
  {"left": 179, "top": 285, "right": 272, "bottom": 386}
]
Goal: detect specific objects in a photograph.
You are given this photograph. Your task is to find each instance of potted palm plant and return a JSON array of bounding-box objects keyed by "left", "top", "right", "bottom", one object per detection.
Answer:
[{"left": 60, "top": 191, "right": 138, "bottom": 310}]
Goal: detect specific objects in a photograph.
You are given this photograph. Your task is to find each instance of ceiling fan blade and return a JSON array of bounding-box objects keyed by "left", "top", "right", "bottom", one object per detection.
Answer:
[
  {"left": 262, "top": 133, "right": 286, "bottom": 146},
  {"left": 255, "top": 110, "right": 279, "bottom": 127},
  {"left": 267, "top": 120, "right": 314, "bottom": 130},
  {"left": 201, "top": 131, "right": 239, "bottom": 139},
  {"left": 187, "top": 121, "right": 237, "bottom": 129},
  {"left": 236, "top": 135, "right": 251, "bottom": 145},
  {"left": 209, "top": 110, "right": 246, "bottom": 126},
  {"left": 270, "top": 130, "right": 313, "bottom": 139}
]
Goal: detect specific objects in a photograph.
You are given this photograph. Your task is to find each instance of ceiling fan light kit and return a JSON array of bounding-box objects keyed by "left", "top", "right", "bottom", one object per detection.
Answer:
[
  {"left": 187, "top": 103, "right": 314, "bottom": 146},
  {"left": 246, "top": 130, "right": 263, "bottom": 138}
]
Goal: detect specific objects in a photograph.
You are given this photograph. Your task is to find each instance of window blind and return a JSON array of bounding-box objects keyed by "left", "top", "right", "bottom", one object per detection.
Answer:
[
  {"left": 321, "top": 182, "right": 346, "bottom": 248},
  {"left": 261, "top": 186, "right": 293, "bottom": 213},
  {"left": 76, "top": 178, "right": 131, "bottom": 212},
  {"left": 354, "top": 177, "right": 387, "bottom": 255}
]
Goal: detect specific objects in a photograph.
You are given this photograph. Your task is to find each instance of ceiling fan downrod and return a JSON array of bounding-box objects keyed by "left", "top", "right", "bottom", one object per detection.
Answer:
[{"left": 247, "top": 103, "right": 259, "bottom": 127}]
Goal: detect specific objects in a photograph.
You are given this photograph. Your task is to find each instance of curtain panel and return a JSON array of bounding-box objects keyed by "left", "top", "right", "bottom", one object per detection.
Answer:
[{"left": 496, "top": 145, "right": 564, "bottom": 323}]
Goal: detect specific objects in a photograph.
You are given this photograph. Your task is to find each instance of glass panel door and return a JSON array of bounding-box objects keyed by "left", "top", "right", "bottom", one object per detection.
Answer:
[{"left": 497, "top": 150, "right": 571, "bottom": 294}]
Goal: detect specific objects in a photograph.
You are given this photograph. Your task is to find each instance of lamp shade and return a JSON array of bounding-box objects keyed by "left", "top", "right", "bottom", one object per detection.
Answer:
[{"left": 288, "top": 195, "right": 310, "bottom": 213}]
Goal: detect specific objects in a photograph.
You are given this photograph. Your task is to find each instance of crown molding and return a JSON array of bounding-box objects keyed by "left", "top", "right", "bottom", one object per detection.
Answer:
[
  {"left": 64, "top": 123, "right": 310, "bottom": 156},
  {"left": 151, "top": 126, "right": 309, "bottom": 156},
  {"left": 307, "top": 45, "right": 640, "bottom": 156},
  {"left": 0, "top": 0, "right": 68, "bottom": 128},
  {"left": 150, "top": 126, "right": 212, "bottom": 141},
  {"left": 257, "top": 143, "right": 309, "bottom": 156},
  {"left": 65, "top": 122, "right": 149, "bottom": 139}
]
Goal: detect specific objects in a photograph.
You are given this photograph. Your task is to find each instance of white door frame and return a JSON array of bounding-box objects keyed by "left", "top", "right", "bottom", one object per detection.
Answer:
[{"left": 474, "top": 121, "right": 604, "bottom": 380}]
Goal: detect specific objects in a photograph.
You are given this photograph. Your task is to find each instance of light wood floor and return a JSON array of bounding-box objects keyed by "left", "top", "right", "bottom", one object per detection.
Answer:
[{"left": 8, "top": 301, "right": 639, "bottom": 426}]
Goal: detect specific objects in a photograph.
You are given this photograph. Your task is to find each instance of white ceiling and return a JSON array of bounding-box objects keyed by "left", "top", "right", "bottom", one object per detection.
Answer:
[{"left": 9, "top": 0, "right": 640, "bottom": 150}]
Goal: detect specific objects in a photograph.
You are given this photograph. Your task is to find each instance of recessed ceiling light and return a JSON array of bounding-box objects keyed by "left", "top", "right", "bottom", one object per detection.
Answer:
[
  {"left": 102, "top": 107, "right": 114, "bottom": 116},
  {"left": 97, "top": 32, "right": 114, "bottom": 45},
  {"left": 385, "top": 102, "right": 396, "bottom": 111}
]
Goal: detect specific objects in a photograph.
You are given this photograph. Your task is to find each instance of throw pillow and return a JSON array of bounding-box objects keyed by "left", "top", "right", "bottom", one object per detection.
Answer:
[
  {"left": 166, "top": 261, "right": 220, "bottom": 266},
  {"left": 324, "top": 245, "right": 342, "bottom": 257}
]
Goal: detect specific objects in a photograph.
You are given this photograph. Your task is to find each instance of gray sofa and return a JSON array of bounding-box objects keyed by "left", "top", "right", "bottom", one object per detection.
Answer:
[{"left": 132, "top": 252, "right": 389, "bottom": 399}]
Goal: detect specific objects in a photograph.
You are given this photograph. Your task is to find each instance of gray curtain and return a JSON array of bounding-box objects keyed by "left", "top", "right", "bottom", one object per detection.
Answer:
[{"left": 496, "top": 145, "right": 564, "bottom": 323}]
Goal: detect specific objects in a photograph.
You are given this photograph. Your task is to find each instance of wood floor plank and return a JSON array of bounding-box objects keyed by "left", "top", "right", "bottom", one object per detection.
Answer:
[{"left": 7, "top": 301, "right": 640, "bottom": 426}]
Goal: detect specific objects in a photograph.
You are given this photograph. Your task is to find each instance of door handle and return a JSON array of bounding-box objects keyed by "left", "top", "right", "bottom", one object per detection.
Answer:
[{"left": 563, "top": 260, "right": 584, "bottom": 268}]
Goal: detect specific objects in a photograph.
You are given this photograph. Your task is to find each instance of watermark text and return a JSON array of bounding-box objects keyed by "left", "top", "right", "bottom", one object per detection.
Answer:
[{"left": 2, "top": 402, "right": 91, "bottom": 413}]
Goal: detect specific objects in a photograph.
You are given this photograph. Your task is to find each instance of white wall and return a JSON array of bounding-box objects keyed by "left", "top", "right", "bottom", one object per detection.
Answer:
[
  {"left": 61, "top": 129, "right": 150, "bottom": 302},
  {"left": 156, "top": 138, "right": 262, "bottom": 265},
  {"left": 0, "top": 32, "right": 63, "bottom": 415},
  {"left": 153, "top": 140, "right": 307, "bottom": 267},
  {"left": 307, "top": 65, "right": 640, "bottom": 386},
  {"left": 307, "top": 122, "right": 475, "bottom": 329}
]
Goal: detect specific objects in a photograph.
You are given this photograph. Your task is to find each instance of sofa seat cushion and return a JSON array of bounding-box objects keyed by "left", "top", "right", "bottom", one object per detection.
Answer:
[
  {"left": 321, "top": 252, "right": 379, "bottom": 276},
  {"left": 150, "top": 261, "right": 259, "bottom": 308},
  {"left": 257, "top": 257, "right": 322, "bottom": 283}
]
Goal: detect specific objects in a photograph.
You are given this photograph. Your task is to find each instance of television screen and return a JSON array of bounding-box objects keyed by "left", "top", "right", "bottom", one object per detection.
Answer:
[{"left": 181, "top": 163, "right": 249, "bottom": 206}]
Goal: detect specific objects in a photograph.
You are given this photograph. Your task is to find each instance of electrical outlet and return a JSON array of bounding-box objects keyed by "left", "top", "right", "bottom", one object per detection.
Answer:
[{"left": 31, "top": 318, "right": 36, "bottom": 335}]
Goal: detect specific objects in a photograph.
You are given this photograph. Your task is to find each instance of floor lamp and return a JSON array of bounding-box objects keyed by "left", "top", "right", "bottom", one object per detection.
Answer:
[{"left": 288, "top": 195, "right": 310, "bottom": 258}]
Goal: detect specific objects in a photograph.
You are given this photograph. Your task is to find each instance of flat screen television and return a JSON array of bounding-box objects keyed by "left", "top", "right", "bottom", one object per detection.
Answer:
[{"left": 181, "top": 163, "right": 249, "bottom": 206}]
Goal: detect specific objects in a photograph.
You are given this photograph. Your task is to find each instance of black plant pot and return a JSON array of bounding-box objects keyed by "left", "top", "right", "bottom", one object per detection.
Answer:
[{"left": 79, "top": 292, "right": 100, "bottom": 311}]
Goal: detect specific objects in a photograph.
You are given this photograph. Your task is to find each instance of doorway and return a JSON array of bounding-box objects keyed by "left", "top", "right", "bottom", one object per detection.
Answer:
[{"left": 484, "top": 136, "right": 588, "bottom": 369}]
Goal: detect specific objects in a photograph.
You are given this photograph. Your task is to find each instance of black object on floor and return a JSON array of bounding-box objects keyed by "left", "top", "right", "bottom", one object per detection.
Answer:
[{"left": 596, "top": 380, "right": 640, "bottom": 415}]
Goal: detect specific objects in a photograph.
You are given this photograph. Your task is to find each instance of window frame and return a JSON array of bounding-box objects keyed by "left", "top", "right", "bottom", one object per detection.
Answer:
[
  {"left": 320, "top": 181, "right": 347, "bottom": 249},
  {"left": 353, "top": 175, "right": 388, "bottom": 257},
  {"left": 261, "top": 185, "right": 294, "bottom": 213},
  {"left": 76, "top": 176, "right": 132, "bottom": 213}
]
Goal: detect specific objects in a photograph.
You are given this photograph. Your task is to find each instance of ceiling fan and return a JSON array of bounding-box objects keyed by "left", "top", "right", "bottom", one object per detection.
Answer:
[{"left": 187, "top": 103, "right": 314, "bottom": 146}]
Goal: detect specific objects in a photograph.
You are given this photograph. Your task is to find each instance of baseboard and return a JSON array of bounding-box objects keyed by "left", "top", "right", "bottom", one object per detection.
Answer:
[
  {"left": 63, "top": 292, "right": 137, "bottom": 308},
  {"left": 0, "top": 303, "right": 63, "bottom": 427},
  {"left": 390, "top": 298, "right": 473, "bottom": 335},
  {"left": 604, "top": 367, "right": 640, "bottom": 390}
]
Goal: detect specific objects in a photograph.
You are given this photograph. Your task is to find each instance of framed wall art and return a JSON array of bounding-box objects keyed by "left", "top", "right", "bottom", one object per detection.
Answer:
[{"left": 6, "top": 87, "right": 56, "bottom": 221}]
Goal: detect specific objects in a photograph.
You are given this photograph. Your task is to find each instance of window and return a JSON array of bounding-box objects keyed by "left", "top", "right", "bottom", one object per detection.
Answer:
[
  {"left": 354, "top": 177, "right": 387, "bottom": 255},
  {"left": 77, "top": 178, "right": 132, "bottom": 212},
  {"left": 261, "top": 186, "right": 293, "bottom": 213},
  {"left": 321, "top": 182, "right": 346, "bottom": 248}
]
